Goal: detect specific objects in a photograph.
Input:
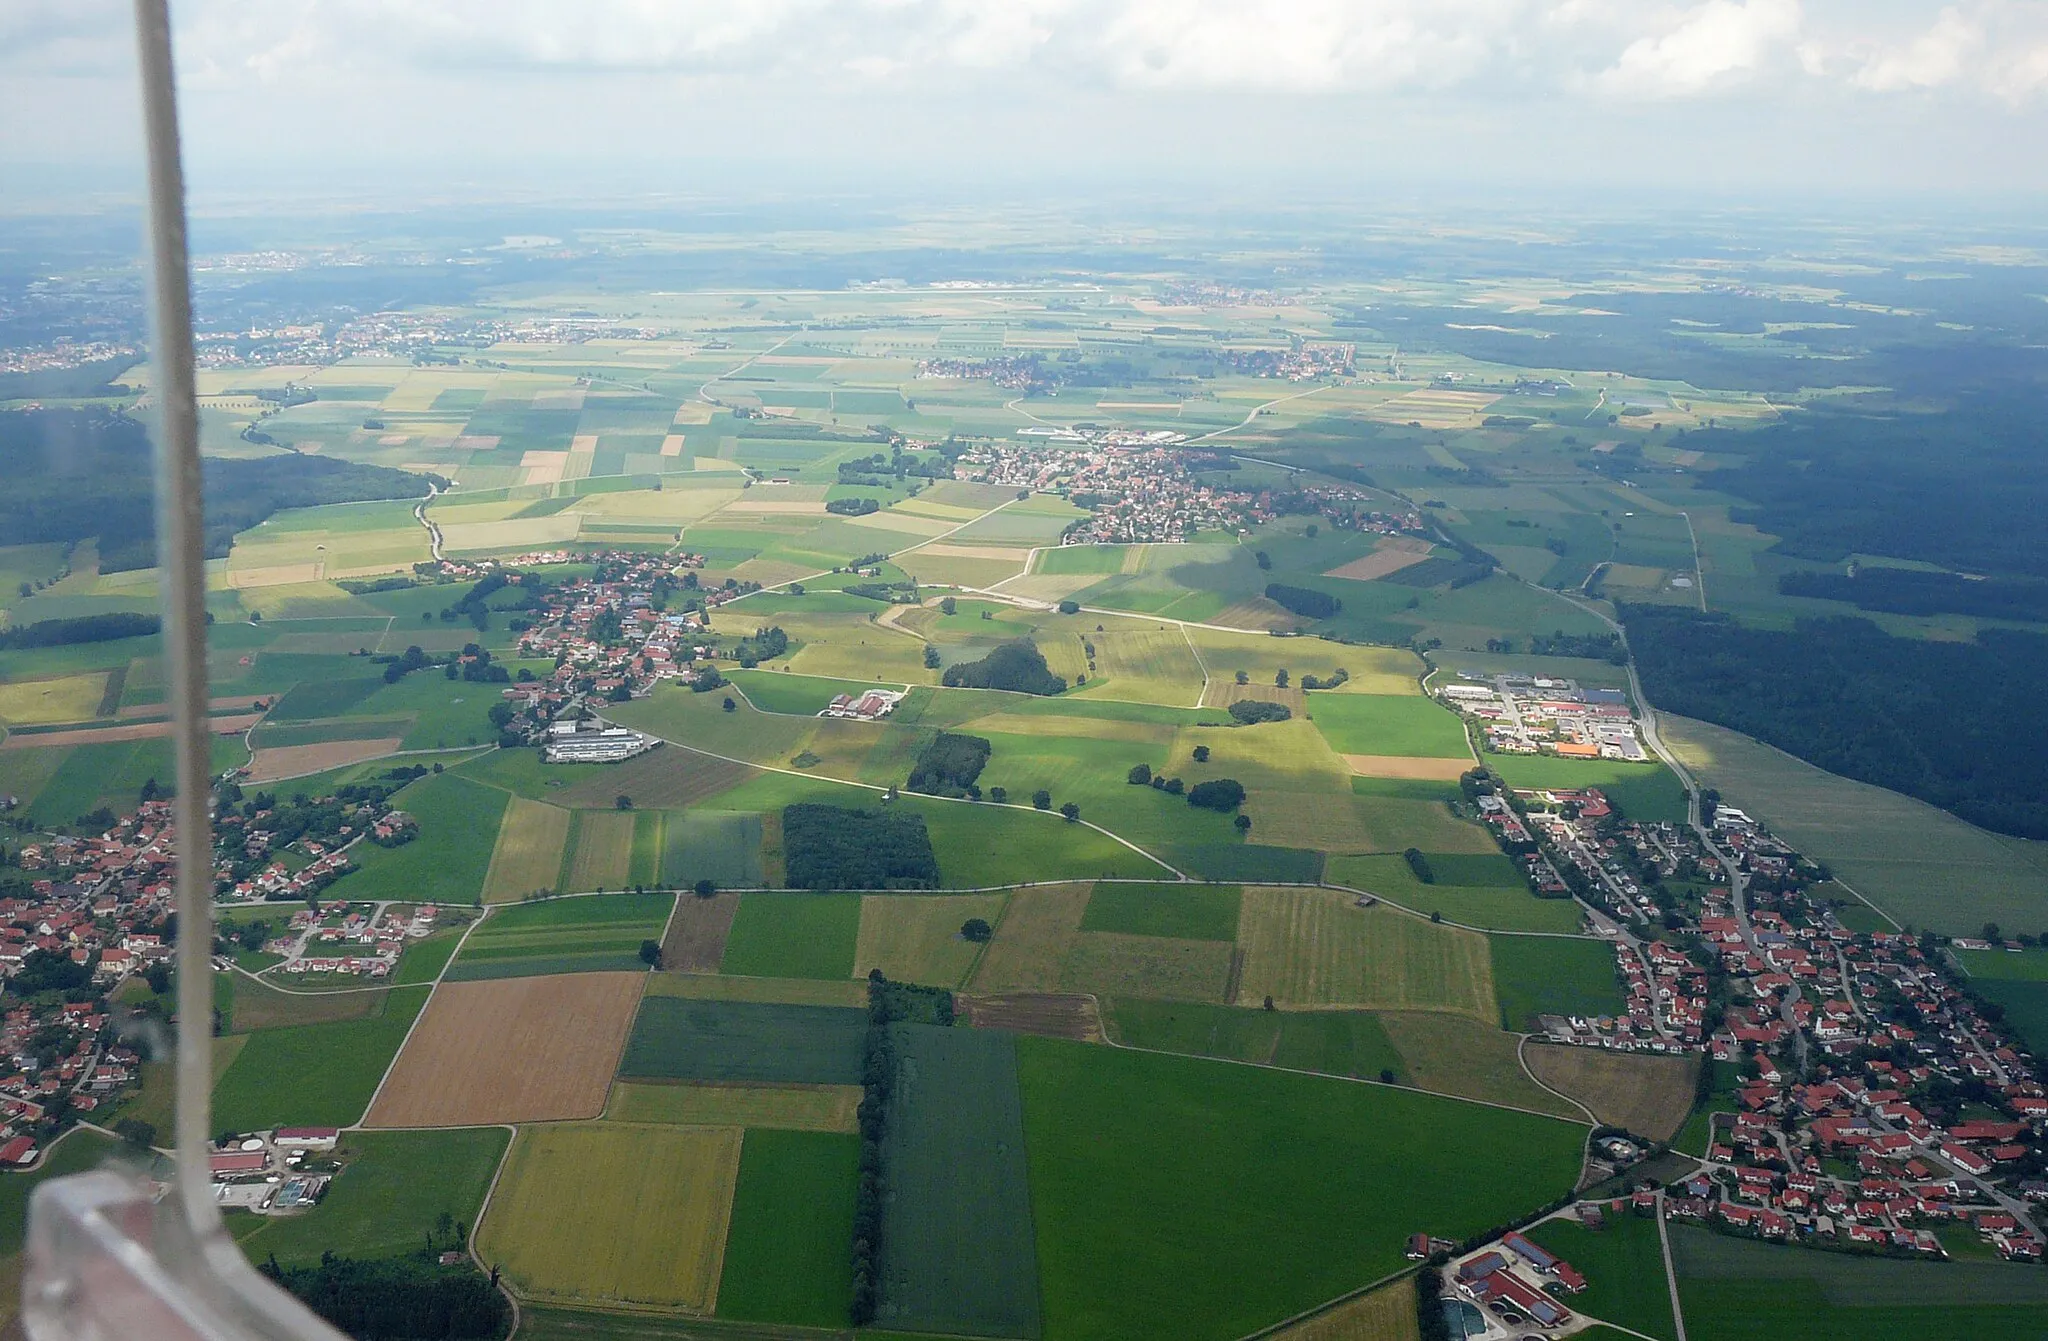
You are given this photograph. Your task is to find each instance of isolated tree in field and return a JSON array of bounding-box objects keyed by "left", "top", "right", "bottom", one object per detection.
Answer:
[
  {"left": 1234, "top": 670, "right": 1249, "bottom": 685},
  {"left": 961, "top": 918, "right": 993, "bottom": 942},
  {"left": 1032, "top": 789, "right": 1052, "bottom": 810},
  {"left": 1192, "top": 744, "right": 1210, "bottom": 763},
  {"left": 722, "top": 696, "right": 737, "bottom": 712},
  {"left": 989, "top": 786, "right": 1007, "bottom": 802},
  {"left": 614, "top": 794, "right": 633, "bottom": 810},
  {"left": 1235, "top": 813, "right": 1252, "bottom": 832},
  {"left": 1379, "top": 1068, "right": 1396, "bottom": 1085},
  {"left": 1275, "top": 668, "right": 1289, "bottom": 688},
  {"left": 940, "top": 596, "right": 957, "bottom": 615},
  {"left": 638, "top": 939, "right": 663, "bottom": 968},
  {"left": 1984, "top": 922, "right": 2003, "bottom": 942},
  {"left": 923, "top": 644, "right": 941, "bottom": 669},
  {"left": 1057, "top": 599, "right": 1081, "bottom": 614},
  {"left": 1060, "top": 801, "right": 1080, "bottom": 822},
  {"left": 1128, "top": 763, "right": 1152, "bottom": 786},
  {"left": 694, "top": 879, "right": 717, "bottom": 898},
  {"left": 1255, "top": 551, "right": 1271, "bottom": 570}
]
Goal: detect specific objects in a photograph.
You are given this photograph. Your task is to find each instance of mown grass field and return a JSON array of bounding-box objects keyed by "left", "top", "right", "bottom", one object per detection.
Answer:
[
  {"left": 1326, "top": 854, "right": 1583, "bottom": 933},
  {"left": 1523, "top": 1043, "right": 1700, "bottom": 1139},
  {"left": 1376, "top": 1011, "right": 1580, "bottom": 1118},
  {"left": 875, "top": 1025, "right": 1041, "bottom": 1339},
  {"left": 1060, "top": 930, "right": 1236, "bottom": 1002},
  {"left": 348, "top": 772, "right": 508, "bottom": 905},
  {"left": 606, "top": 1081, "right": 860, "bottom": 1132},
  {"left": 1526, "top": 1215, "right": 1676, "bottom": 1341},
  {"left": 853, "top": 892, "right": 1005, "bottom": 986},
  {"left": 1489, "top": 935, "right": 1624, "bottom": 1030},
  {"left": 480, "top": 1122, "right": 741, "bottom": 1312},
  {"left": 658, "top": 810, "right": 763, "bottom": 889},
  {"left": 447, "top": 892, "right": 673, "bottom": 980},
  {"left": 565, "top": 809, "right": 637, "bottom": 890},
  {"left": 1019, "top": 1037, "right": 1584, "bottom": 1341},
  {"left": 618, "top": 996, "right": 867, "bottom": 1085},
  {"left": 1308, "top": 694, "right": 1470, "bottom": 759},
  {"left": 728, "top": 668, "right": 889, "bottom": 715},
  {"left": 211, "top": 986, "right": 429, "bottom": 1131},
  {"left": 481, "top": 796, "right": 572, "bottom": 902},
  {"left": 1235, "top": 888, "right": 1497, "bottom": 1018},
  {"left": 1670, "top": 1223, "right": 2048, "bottom": 1341},
  {"left": 720, "top": 891, "right": 861, "bottom": 979},
  {"left": 233, "top": 1128, "right": 510, "bottom": 1267},
  {"left": 1081, "top": 881, "right": 1240, "bottom": 941},
  {"left": 716, "top": 1129, "right": 860, "bottom": 1329},
  {"left": 1105, "top": 999, "right": 1407, "bottom": 1083}
]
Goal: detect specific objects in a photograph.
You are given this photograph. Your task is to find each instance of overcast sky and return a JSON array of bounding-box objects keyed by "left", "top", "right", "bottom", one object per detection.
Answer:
[{"left": 4, "top": 0, "right": 2047, "bottom": 207}]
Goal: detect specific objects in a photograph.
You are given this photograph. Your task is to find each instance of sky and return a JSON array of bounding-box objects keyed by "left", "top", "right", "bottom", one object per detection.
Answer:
[{"left": 3, "top": 0, "right": 2047, "bottom": 206}]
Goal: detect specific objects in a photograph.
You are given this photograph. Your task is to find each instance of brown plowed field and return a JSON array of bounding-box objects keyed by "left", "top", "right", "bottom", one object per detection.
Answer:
[
  {"left": 1322, "top": 537, "right": 1435, "bottom": 582},
  {"left": 245, "top": 738, "right": 403, "bottom": 782},
  {"left": 363, "top": 972, "right": 644, "bottom": 1127},
  {"left": 661, "top": 893, "right": 739, "bottom": 972},
  {"left": 960, "top": 992, "right": 1104, "bottom": 1042},
  {"left": 3, "top": 713, "right": 263, "bottom": 750},
  {"left": 1342, "top": 754, "right": 1472, "bottom": 780}
]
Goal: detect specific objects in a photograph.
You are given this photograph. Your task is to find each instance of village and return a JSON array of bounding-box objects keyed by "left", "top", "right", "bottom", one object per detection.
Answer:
[{"left": 1463, "top": 767, "right": 2048, "bottom": 1274}]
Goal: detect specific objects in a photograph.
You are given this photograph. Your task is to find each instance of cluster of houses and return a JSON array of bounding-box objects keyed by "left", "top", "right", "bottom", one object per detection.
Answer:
[
  {"left": 259, "top": 902, "right": 441, "bottom": 981},
  {"left": 1439, "top": 674, "right": 1646, "bottom": 761},
  {"left": 821, "top": 688, "right": 905, "bottom": 721}
]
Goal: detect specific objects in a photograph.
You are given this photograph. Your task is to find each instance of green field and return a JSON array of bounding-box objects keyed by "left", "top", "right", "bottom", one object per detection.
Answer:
[
  {"left": 1670, "top": 1224, "right": 2048, "bottom": 1341},
  {"left": 875, "top": 1025, "right": 1041, "bottom": 1338},
  {"left": 347, "top": 773, "right": 509, "bottom": 905},
  {"left": 716, "top": 1129, "right": 860, "bottom": 1329},
  {"left": 1526, "top": 1215, "right": 1676, "bottom": 1341},
  {"left": 447, "top": 892, "right": 673, "bottom": 980},
  {"left": 1018, "top": 1038, "right": 1584, "bottom": 1341},
  {"left": 1327, "top": 853, "right": 1583, "bottom": 933},
  {"left": 1080, "top": 881, "right": 1240, "bottom": 941},
  {"left": 719, "top": 892, "right": 861, "bottom": 979},
  {"left": 233, "top": 1128, "right": 510, "bottom": 1267},
  {"left": 211, "top": 986, "right": 428, "bottom": 1131},
  {"left": 1104, "top": 999, "right": 1407, "bottom": 1083},
  {"left": 1486, "top": 753, "right": 1689, "bottom": 826},
  {"left": 658, "top": 810, "right": 763, "bottom": 889},
  {"left": 1307, "top": 694, "right": 1470, "bottom": 759},
  {"left": 1489, "top": 935, "right": 1622, "bottom": 1030},
  {"left": 728, "top": 668, "right": 893, "bottom": 715},
  {"left": 617, "top": 996, "right": 867, "bottom": 1085}
]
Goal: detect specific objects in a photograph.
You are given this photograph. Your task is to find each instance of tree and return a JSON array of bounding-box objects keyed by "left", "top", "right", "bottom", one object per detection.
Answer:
[
  {"left": 1127, "top": 763, "right": 1153, "bottom": 786},
  {"left": 1060, "top": 801, "right": 1081, "bottom": 822},
  {"left": 1234, "top": 670, "right": 1249, "bottom": 685},
  {"left": 1983, "top": 922, "right": 2003, "bottom": 942},
  {"left": 1192, "top": 744, "right": 1210, "bottom": 763},
  {"left": 1254, "top": 550, "right": 1271, "bottom": 570},
  {"left": 722, "top": 696, "right": 737, "bottom": 712},
  {"left": 614, "top": 794, "right": 633, "bottom": 810},
  {"left": 923, "top": 644, "right": 941, "bottom": 669},
  {"left": 115, "top": 1118, "right": 156, "bottom": 1149},
  {"left": 961, "top": 917, "right": 993, "bottom": 943},
  {"left": 940, "top": 596, "right": 957, "bottom": 615},
  {"left": 1378, "top": 1068, "right": 1396, "bottom": 1085},
  {"left": 1031, "top": 789, "right": 1052, "bottom": 810},
  {"left": 1274, "top": 668, "right": 1290, "bottom": 688},
  {"left": 989, "top": 786, "right": 1007, "bottom": 803},
  {"left": 693, "top": 879, "right": 717, "bottom": 898},
  {"left": 1057, "top": 599, "right": 1080, "bottom": 615},
  {"left": 1235, "top": 813, "right": 1252, "bottom": 832},
  {"left": 1186, "top": 778, "right": 1246, "bottom": 812},
  {"left": 143, "top": 961, "right": 171, "bottom": 995},
  {"left": 638, "top": 939, "right": 663, "bottom": 968}
]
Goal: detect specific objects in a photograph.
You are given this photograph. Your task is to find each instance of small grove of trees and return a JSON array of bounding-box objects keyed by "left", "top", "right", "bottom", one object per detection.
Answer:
[
  {"left": 1186, "top": 779, "right": 1246, "bottom": 812},
  {"left": 1264, "top": 583, "right": 1340, "bottom": 619},
  {"left": 1228, "top": 700, "right": 1291, "bottom": 724},
  {"left": 961, "top": 918, "right": 993, "bottom": 942},
  {"left": 1403, "top": 848, "right": 1436, "bottom": 884},
  {"left": 638, "top": 939, "right": 663, "bottom": 968},
  {"left": 1127, "top": 763, "right": 1152, "bottom": 786}
]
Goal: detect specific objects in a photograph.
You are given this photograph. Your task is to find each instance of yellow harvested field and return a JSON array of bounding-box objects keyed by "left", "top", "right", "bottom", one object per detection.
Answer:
[
  {"left": 1367, "top": 389, "right": 1502, "bottom": 428},
  {"left": 519, "top": 450, "right": 568, "bottom": 485},
  {"left": 226, "top": 562, "right": 322, "bottom": 588},
  {"left": 0, "top": 673, "right": 111, "bottom": 726},
  {"left": 566, "top": 810, "right": 635, "bottom": 891},
  {"left": 1095, "top": 401, "right": 1182, "bottom": 411},
  {"left": 1187, "top": 629, "right": 1418, "bottom": 695},
  {"left": 606, "top": 1082, "right": 860, "bottom": 1133},
  {"left": 440, "top": 515, "right": 582, "bottom": 553},
  {"left": 366, "top": 972, "right": 644, "bottom": 1127},
  {"left": 889, "top": 498, "right": 985, "bottom": 522},
  {"left": 854, "top": 894, "right": 1007, "bottom": 988},
  {"left": 659, "top": 433, "right": 687, "bottom": 455},
  {"left": 673, "top": 402, "right": 715, "bottom": 425},
  {"left": 1522, "top": 1042, "right": 1701, "bottom": 1139},
  {"left": 479, "top": 1122, "right": 740, "bottom": 1313},
  {"left": 1322, "top": 537, "right": 1436, "bottom": 582},
  {"left": 531, "top": 388, "right": 586, "bottom": 410},
  {"left": 967, "top": 883, "right": 1092, "bottom": 994},
  {"left": 245, "top": 739, "right": 403, "bottom": 784},
  {"left": 570, "top": 434, "right": 600, "bottom": 452},
  {"left": 1234, "top": 888, "right": 1497, "bottom": 1019},
  {"left": 911, "top": 542, "right": 1031, "bottom": 563},
  {"left": 1269, "top": 1278, "right": 1420, "bottom": 1341},
  {"left": 482, "top": 797, "right": 570, "bottom": 903},
  {"left": 717, "top": 499, "right": 827, "bottom": 515},
  {"left": 1601, "top": 563, "right": 1668, "bottom": 588},
  {"left": 1201, "top": 681, "right": 1307, "bottom": 713},
  {"left": 1342, "top": 755, "right": 1472, "bottom": 780},
  {"left": 845, "top": 510, "right": 956, "bottom": 536}
]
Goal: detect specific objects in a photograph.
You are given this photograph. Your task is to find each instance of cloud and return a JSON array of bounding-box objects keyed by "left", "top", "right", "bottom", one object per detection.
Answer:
[
  {"left": 1595, "top": 0, "right": 1804, "bottom": 98},
  {"left": 1849, "top": 6, "right": 1979, "bottom": 91}
]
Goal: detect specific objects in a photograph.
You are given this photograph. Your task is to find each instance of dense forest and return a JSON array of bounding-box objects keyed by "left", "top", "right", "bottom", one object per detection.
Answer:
[
  {"left": 1625, "top": 605, "right": 2048, "bottom": 839},
  {"left": 782, "top": 803, "right": 940, "bottom": 889},
  {"left": 906, "top": 732, "right": 992, "bottom": 798},
  {"left": 0, "top": 612, "right": 160, "bottom": 650},
  {"left": 0, "top": 409, "right": 437, "bottom": 571},
  {"left": 940, "top": 640, "right": 1066, "bottom": 695},
  {"left": 1689, "top": 395, "right": 2048, "bottom": 579},
  {"left": 260, "top": 1254, "right": 508, "bottom": 1340},
  {"left": 1779, "top": 567, "right": 2048, "bottom": 622}
]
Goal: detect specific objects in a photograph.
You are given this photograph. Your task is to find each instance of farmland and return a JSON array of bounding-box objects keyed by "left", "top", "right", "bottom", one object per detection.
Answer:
[
  {"left": 1489, "top": 935, "right": 1625, "bottom": 1030},
  {"left": 1104, "top": 998, "right": 1406, "bottom": 1083},
  {"left": 1018, "top": 1038, "right": 1584, "bottom": 1341},
  {"left": 365, "top": 972, "right": 644, "bottom": 1126},
  {"left": 1522, "top": 1042, "right": 1700, "bottom": 1139},
  {"left": 211, "top": 986, "right": 428, "bottom": 1131},
  {"left": 719, "top": 891, "right": 860, "bottom": 979},
  {"left": 1525, "top": 1216, "right": 1676, "bottom": 1341},
  {"left": 618, "top": 997, "right": 867, "bottom": 1086},
  {"left": 447, "top": 891, "right": 673, "bottom": 980},
  {"left": 233, "top": 1128, "right": 511, "bottom": 1267},
  {"left": 481, "top": 796, "right": 572, "bottom": 902},
  {"left": 1234, "top": 888, "right": 1497, "bottom": 1018},
  {"left": 715, "top": 1130, "right": 860, "bottom": 1329},
  {"left": 479, "top": 1123, "right": 741, "bottom": 1312},
  {"left": 606, "top": 1082, "right": 861, "bottom": 1132},
  {"left": 853, "top": 892, "right": 1005, "bottom": 986}
]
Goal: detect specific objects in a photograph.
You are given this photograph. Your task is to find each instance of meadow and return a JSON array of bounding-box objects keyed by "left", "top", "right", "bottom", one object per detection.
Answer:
[
  {"left": 1018, "top": 1038, "right": 1584, "bottom": 1341},
  {"left": 715, "top": 1130, "right": 860, "bottom": 1329},
  {"left": 1080, "top": 881, "right": 1240, "bottom": 941},
  {"left": 211, "top": 986, "right": 428, "bottom": 1131},
  {"left": 1104, "top": 999, "right": 1407, "bottom": 1083},
  {"left": 348, "top": 772, "right": 508, "bottom": 906},
  {"left": 606, "top": 1081, "right": 860, "bottom": 1132},
  {"left": 719, "top": 891, "right": 860, "bottom": 979},
  {"left": 233, "top": 1128, "right": 511, "bottom": 1267},
  {"left": 618, "top": 997, "right": 867, "bottom": 1086},
  {"left": 447, "top": 892, "right": 673, "bottom": 980},
  {"left": 1484, "top": 753, "right": 1689, "bottom": 826},
  {"left": 853, "top": 892, "right": 1005, "bottom": 986},
  {"left": 1234, "top": 888, "right": 1497, "bottom": 1019},
  {"left": 1525, "top": 1215, "right": 1677, "bottom": 1341},
  {"left": 1489, "top": 935, "right": 1624, "bottom": 1030},
  {"left": 1326, "top": 854, "right": 1583, "bottom": 933}
]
